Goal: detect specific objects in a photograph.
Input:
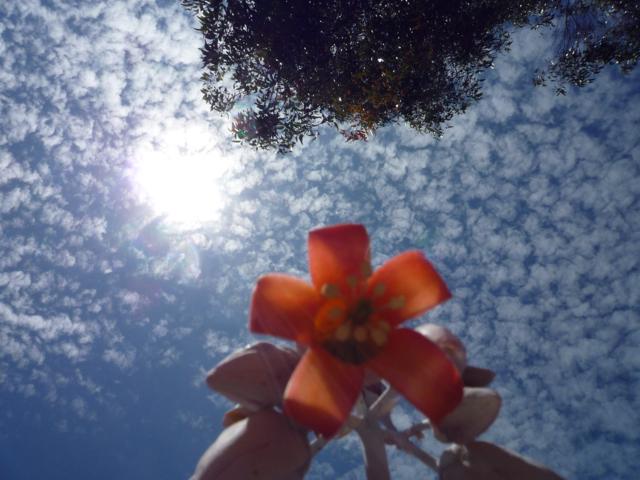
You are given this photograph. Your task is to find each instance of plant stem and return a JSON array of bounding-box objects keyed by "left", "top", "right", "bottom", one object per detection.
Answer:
[
  {"left": 309, "top": 435, "right": 327, "bottom": 456},
  {"left": 355, "top": 418, "right": 391, "bottom": 480},
  {"left": 397, "top": 420, "right": 432, "bottom": 439},
  {"left": 368, "top": 386, "right": 398, "bottom": 419},
  {"left": 382, "top": 428, "right": 438, "bottom": 472}
]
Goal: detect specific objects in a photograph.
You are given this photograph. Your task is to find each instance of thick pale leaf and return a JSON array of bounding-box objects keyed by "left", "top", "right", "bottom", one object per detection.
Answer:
[
  {"left": 434, "top": 388, "right": 501, "bottom": 444},
  {"left": 462, "top": 366, "right": 496, "bottom": 387},
  {"left": 222, "top": 405, "right": 252, "bottom": 427},
  {"left": 207, "top": 342, "right": 300, "bottom": 410},
  {"left": 439, "top": 442, "right": 565, "bottom": 480},
  {"left": 191, "top": 409, "right": 310, "bottom": 480}
]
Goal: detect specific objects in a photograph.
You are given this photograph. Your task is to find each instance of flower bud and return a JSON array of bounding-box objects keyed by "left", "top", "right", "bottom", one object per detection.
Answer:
[
  {"left": 461, "top": 366, "right": 495, "bottom": 387},
  {"left": 207, "top": 342, "right": 299, "bottom": 410},
  {"left": 191, "top": 409, "right": 310, "bottom": 480},
  {"left": 433, "top": 387, "right": 501, "bottom": 445},
  {"left": 438, "top": 441, "right": 564, "bottom": 480},
  {"left": 416, "top": 324, "right": 467, "bottom": 373},
  {"left": 222, "top": 405, "right": 253, "bottom": 427}
]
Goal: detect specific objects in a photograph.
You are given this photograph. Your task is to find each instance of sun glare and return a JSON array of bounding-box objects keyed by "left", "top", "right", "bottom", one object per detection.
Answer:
[{"left": 132, "top": 124, "right": 231, "bottom": 228}]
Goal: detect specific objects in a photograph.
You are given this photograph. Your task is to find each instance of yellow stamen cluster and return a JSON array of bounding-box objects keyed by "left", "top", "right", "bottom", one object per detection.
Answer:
[
  {"left": 333, "top": 319, "right": 390, "bottom": 345},
  {"left": 315, "top": 281, "right": 400, "bottom": 364}
]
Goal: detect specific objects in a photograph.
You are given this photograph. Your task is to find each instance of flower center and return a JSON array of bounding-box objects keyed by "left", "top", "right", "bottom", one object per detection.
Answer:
[{"left": 313, "top": 286, "right": 394, "bottom": 365}]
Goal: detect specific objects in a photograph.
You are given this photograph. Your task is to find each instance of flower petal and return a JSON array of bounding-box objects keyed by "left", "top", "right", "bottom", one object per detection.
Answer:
[
  {"left": 283, "top": 348, "right": 364, "bottom": 438},
  {"left": 308, "top": 224, "right": 371, "bottom": 295},
  {"left": 367, "top": 251, "right": 451, "bottom": 326},
  {"left": 250, "top": 274, "right": 321, "bottom": 343},
  {"left": 416, "top": 323, "right": 467, "bottom": 373},
  {"left": 462, "top": 366, "right": 496, "bottom": 388},
  {"left": 367, "top": 328, "right": 462, "bottom": 424}
]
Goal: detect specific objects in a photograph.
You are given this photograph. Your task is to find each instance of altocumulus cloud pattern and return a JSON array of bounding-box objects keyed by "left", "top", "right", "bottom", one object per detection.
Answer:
[{"left": 0, "top": 1, "right": 639, "bottom": 479}]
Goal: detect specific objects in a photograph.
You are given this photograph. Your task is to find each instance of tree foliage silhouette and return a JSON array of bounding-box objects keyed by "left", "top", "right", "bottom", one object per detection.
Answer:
[
  {"left": 534, "top": 1, "right": 639, "bottom": 94},
  {"left": 183, "top": 0, "right": 639, "bottom": 153}
]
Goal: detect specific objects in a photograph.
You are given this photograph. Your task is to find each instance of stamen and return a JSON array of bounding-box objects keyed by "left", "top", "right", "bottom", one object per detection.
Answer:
[
  {"left": 387, "top": 296, "right": 405, "bottom": 309},
  {"left": 353, "top": 326, "right": 368, "bottom": 342},
  {"left": 372, "top": 283, "right": 385, "bottom": 297},
  {"left": 334, "top": 323, "right": 352, "bottom": 341},
  {"left": 370, "top": 327, "right": 388, "bottom": 346},
  {"left": 321, "top": 283, "right": 341, "bottom": 298},
  {"left": 314, "top": 299, "right": 346, "bottom": 335},
  {"left": 377, "top": 320, "right": 391, "bottom": 333}
]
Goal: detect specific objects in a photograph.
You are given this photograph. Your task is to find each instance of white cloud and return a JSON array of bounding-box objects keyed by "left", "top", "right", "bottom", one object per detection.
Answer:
[
  {"left": 102, "top": 347, "right": 136, "bottom": 370},
  {"left": 1, "top": 2, "right": 639, "bottom": 479}
]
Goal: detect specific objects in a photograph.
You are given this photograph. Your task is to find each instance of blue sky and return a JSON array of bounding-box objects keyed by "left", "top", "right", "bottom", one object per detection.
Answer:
[{"left": 1, "top": 1, "right": 639, "bottom": 479}]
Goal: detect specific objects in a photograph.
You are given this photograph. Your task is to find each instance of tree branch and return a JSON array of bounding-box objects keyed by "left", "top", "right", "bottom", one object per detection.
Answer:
[{"left": 382, "top": 428, "right": 438, "bottom": 472}]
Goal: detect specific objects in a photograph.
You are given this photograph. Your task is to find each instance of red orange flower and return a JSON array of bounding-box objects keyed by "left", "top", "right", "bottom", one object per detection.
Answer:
[{"left": 250, "top": 224, "right": 463, "bottom": 437}]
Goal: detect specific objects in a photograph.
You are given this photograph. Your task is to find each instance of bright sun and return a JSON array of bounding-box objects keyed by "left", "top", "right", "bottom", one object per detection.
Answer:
[{"left": 131, "top": 123, "right": 231, "bottom": 227}]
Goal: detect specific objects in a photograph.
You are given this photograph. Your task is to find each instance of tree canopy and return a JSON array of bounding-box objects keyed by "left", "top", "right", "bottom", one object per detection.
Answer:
[
  {"left": 183, "top": 0, "right": 639, "bottom": 153},
  {"left": 534, "top": 1, "right": 640, "bottom": 94}
]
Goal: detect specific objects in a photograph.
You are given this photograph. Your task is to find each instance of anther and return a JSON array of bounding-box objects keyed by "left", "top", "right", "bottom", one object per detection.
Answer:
[
  {"left": 370, "top": 327, "right": 388, "bottom": 346},
  {"left": 334, "top": 323, "right": 352, "bottom": 341},
  {"left": 372, "top": 283, "right": 385, "bottom": 297},
  {"left": 321, "top": 283, "right": 341, "bottom": 298},
  {"left": 353, "top": 326, "right": 368, "bottom": 342},
  {"left": 377, "top": 320, "right": 391, "bottom": 333},
  {"left": 387, "top": 296, "right": 405, "bottom": 309}
]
